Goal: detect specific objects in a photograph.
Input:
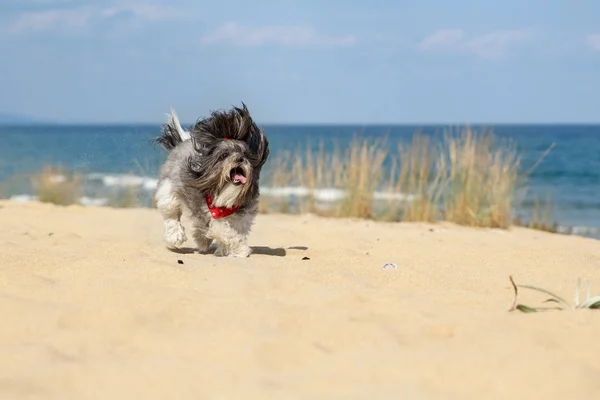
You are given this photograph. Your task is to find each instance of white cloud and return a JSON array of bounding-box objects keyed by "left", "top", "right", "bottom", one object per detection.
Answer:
[
  {"left": 9, "top": 8, "right": 95, "bottom": 34},
  {"left": 4, "top": 0, "right": 73, "bottom": 4},
  {"left": 102, "top": 4, "right": 187, "bottom": 22},
  {"left": 418, "top": 29, "right": 465, "bottom": 50},
  {"left": 418, "top": 28, "right": 534, "bottom": 59},
  {"left": 201, "top": 22, "right": 356, "bottom": 47},
  {"left": 586, "top": 34, "right": 600, "bottom": 52},
  {"left": 9, "top": 3, "right": 188, "bottom": 35}
]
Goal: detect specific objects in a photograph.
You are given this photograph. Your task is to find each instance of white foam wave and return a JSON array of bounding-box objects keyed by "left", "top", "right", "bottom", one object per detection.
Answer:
[
  {"left": 556, "top": 225, "right": 600, "bottom": 236},
  {"left": 48, "top": 174, "right": 66, "bottom": 184},
  {"left": 79, "top": 196, "right": 108, "bottom": 206},
  {"left": 260, "top": 186, "right": 310, "bottom": 198},
  {"left": 260, "top": 186, "right": 417, "bottom": 202},
  {"left": 86, "top": 173, "right": 158, "bottom": 190},
  {"left": 9, "top": 194, "right": 38, "bottom": 203},
  {"left": 374, "top": 192, "right": 418, "bottom": 201},
  {"left": 9, "top": 194, "right": 108, "bottom": 206},
  {"left": 82, "top": 173, "right": 417, "bottom": 203}
]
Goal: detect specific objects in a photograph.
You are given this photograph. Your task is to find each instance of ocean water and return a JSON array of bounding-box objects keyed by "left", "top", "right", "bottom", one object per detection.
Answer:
[{"left": 1, "top": 123, "right": 599, "bottom": 239}]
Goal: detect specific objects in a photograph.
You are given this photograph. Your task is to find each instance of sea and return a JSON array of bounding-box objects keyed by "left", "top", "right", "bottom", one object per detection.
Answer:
[{"left": 1, "top": 123, "right": 599, "bottom": 240}]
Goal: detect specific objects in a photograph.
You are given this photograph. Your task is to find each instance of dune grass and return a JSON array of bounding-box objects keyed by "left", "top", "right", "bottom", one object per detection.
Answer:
[
  {"left": 438, "top": 128, "right": 522, "bottom": 228},
  {"left": 30, "top": 166, "right": 81, "bottom": 206},
  {"left": 512, "top": 194, "right": 558, "bottom": 233},
  {"left": 260, "top": 127, "right": 541, "bottom": 229},
  {"left": 27, "top": 166, "right": 150, "bottom": 208},
  {"left": 20, "top": 127, "right": 556, "bottom": 232}
]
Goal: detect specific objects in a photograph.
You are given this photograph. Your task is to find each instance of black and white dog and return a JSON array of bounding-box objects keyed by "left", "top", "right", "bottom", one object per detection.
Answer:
[{"left": 154, "top": 103, "right": 269, "bottom": 257}]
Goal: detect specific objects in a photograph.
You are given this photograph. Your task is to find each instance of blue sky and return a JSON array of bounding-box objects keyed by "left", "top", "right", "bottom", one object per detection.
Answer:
[{"left": 1, "top": 0, "right": 599, "bottom": 124}]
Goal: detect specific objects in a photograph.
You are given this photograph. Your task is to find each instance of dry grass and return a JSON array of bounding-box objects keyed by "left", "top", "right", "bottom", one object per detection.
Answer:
[
  {"left": 108, "top": 185, "right": 143, "bottom": 208},
  {"left": 513, "top": 194, "right": 558, "bottom": 233},
  {"left": 383, "top": 133, "right": 443, "bottom": 222},
  {"left": 30, "top": 166, "right": 81, "bottom": 206},
  {"left": 439, "top": 128, "right": 521, "bottom": 228},
  {"left": 258, "top": 151, "right": 296, "bottom": 214},
  {"left": 272, "top": 137, "right": 388, "bottom": 218},
  {"left": 261, "top": 127, "right": 545, "bottom": 229},
  {"left": 22, "top": 127, "right": 555, "bottom": 232}
]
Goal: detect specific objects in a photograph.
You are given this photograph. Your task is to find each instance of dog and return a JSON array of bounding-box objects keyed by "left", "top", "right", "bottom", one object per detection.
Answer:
[{"left": 154, "top": 103, "right": 270, "bottom": 257}]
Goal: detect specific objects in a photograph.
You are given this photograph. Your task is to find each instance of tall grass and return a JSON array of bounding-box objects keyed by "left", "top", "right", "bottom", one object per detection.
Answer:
[
  {"left": 513, "top": 193, "right": 557, "bottom": 233},
  {"left": 19, "top": 127, "right": 553, "bottom": 231},
  {"left": 30, "top": 166, "right": 81, "bottom": 205},
  {"left": 439, "top": 128, "right": 521, "bottom": 228},
  {"left": 292, "top": 137, "right": 388, "bottom": 218},
  {"left": 260, "top": 127, "right": 541, "bottom": 229},
  {"left": 384, "top": 133, "right": 443, "bottom": 222}
]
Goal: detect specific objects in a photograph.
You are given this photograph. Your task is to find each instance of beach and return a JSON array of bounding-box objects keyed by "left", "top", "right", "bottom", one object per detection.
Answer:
[{"left": 1, "top": 199, "right": 600, "bottom": 399}]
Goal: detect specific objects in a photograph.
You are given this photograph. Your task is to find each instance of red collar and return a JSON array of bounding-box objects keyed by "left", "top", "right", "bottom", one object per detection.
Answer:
[{"left": 205, "top": 194, "right": 239, "bottom": 219}]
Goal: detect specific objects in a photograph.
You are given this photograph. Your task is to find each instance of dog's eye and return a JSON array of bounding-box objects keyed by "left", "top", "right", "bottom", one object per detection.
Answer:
[{"left": 218, "top": 152, "right": 229, "bottom": 161}]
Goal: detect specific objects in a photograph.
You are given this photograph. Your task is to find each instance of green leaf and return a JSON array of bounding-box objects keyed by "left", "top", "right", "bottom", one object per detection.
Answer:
[
  {"left": 517, "top": 284, "right": 571, "bottom": 307},
  {"left": 577, "top": 295, "right": 600, "bottom": 309},
  {"left": 543, "top": 298, "right": 561, "bottom": 303},
  {"left": 516, "top": 304, "right": 539, "bottom": 313},
  {"left": 590, "top": 301, "right": 600, "bottom": 309}
]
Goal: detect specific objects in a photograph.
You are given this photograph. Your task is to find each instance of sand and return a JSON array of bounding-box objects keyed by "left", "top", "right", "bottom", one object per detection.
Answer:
[{"left": 1, "top": 200, "right": 600, "bottom": 399}]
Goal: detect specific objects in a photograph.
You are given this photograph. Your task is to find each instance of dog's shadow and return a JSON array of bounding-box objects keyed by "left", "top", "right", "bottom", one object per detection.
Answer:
[
  {"left": 168, "top": 245, "right": 290, "bottom": 257},
  {"left": 251, "top": 246, "right": 286, "bottom": 257}
]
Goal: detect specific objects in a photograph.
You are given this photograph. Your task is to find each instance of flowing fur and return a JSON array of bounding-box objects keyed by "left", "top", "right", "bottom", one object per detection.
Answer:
[{"left": 154, "top": 103, "right": 270, "bottom": 257}]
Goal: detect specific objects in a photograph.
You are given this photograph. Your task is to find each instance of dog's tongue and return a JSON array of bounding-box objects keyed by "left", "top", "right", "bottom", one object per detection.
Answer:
[{"left": 233, "top": 174, "right": 247, "bottom": 184}]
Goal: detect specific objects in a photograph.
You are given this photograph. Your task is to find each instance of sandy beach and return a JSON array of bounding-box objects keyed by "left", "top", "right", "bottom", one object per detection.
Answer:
[{"left": 1, "top": 199, "right": 600, "bottom": 399}]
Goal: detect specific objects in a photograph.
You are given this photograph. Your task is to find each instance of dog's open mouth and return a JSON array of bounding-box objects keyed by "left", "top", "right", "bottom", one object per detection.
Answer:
[{"left": 230, "top": 167, "right": 247, "bottom": 186}]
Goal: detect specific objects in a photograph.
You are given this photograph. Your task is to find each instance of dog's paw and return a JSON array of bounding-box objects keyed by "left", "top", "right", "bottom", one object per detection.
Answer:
[
  {"left": 214, "top": 244, "right": 228, "bottom": 257},
  {"left": 195, "top": 237, "right": 212, "bottom": 254},
  {"left": 164, "top": 222, "right": 187, "bottom": 248},
  {"left": 229, "top": 245, "right": 252, "bottom": 258}
]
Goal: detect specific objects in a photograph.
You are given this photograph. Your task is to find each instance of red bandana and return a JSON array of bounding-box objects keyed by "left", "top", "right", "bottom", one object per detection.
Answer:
[
  {"left": 205, "top": 137, "right": 238, "bottom": 218},
  {"left": 205, "top": 194, "right": 239, "bottom": 219}
]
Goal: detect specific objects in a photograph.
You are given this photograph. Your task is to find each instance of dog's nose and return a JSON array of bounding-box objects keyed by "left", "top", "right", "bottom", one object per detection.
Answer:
[{"left": 236, "top": 157, "right": 244, "bottom": 164}]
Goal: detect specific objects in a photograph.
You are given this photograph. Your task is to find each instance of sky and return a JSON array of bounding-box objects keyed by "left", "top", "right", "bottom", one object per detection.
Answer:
[{"left": 1, "top": 0, "right": 599, "bottom": 124}]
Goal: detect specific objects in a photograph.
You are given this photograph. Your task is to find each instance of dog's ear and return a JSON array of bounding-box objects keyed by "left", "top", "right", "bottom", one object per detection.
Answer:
[
  {"left": 231, "top": 102, "right": 256, "bottom": 141},
  {"left": 247, "top": 127, "right": 270, "bottom": 168}
]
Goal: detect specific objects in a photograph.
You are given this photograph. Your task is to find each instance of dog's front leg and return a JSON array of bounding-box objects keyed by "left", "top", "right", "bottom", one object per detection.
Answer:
[
  {"left": 155, "top": 180, "right": 187, "bottom": 248},
  {"left": 192, "top": 219, "right": 212, "bottom": 254},
  {"left": 207, "top": 217, "right": 252, "bottom": 258}
]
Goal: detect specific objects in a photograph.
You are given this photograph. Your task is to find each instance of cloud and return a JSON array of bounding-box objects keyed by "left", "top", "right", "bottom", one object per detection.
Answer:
[
  {"left": 3, "top": 0, "right": 73, "bottom": 4},
  {"left": 200, "top": 22, "right": 356, "bottom": 47},
  {"left": 9, "top": 3, "right": 188, "bottom": 35},
  {"left": 586, "top": 34, "right": 600, "bottom": 52},
  {"left": 418, "top": 29, "right": 465, "bottom": 50},
  {"left": 9, "top": 8, "right": 95, "bottom": 34},
  {"left": 418, "top": 28, "right": 534, "bottom": 59},
  {"left": 101, "top": 4, "right": 187, "bottom": 22}
]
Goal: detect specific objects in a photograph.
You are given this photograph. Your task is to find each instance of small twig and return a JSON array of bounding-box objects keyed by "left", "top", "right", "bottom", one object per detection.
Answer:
[
  {"left": 509, "top": 275, "right": 518, "bottom": 311},
  {"left": 524, "top": 142, "right": 556, "bottom": 176}
]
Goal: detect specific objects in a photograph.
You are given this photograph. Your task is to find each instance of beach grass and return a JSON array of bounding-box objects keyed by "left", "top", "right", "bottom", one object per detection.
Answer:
[
  {"left": 260, "top": 127, "right": 536, "bottom": 229},
  {"left": 31, "top": 166, "right": 82, "bottom": 206},
  {"left": 22, "top": 127, "right": 556, "bottom": 231},
  {"left": 512, "top": 194, "right": 558, "bottom": 233}
]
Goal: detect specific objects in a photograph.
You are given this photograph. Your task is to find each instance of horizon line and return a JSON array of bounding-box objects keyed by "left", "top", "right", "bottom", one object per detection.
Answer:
[{"left": 2, "top": 121, "right": 600, "bottom": 127}]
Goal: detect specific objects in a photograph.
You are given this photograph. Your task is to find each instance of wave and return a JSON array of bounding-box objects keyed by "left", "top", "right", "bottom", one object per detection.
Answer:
[
  {"left": 6, "top": 191, "right": 599, "bottom": 240},
  {"left": 260, "top": 186, "right": 418, "bottom": 202},
  {"left": 9, "top": 194, "right": 108, "bottom": 206},
  {"left": 85, "top": 173, "right": 158, "bottom": 190},
  {"left": 556, "top": 225, "right": 600, "bottom": 237},
  {"left": 82, "top": 174, "right": 419, "bottom": 203}
]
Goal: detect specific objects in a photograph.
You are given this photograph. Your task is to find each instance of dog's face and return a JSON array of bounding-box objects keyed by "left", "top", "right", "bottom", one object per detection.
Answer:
[{"left": 183, "top": 104, "right": 269, "bottom": 207}]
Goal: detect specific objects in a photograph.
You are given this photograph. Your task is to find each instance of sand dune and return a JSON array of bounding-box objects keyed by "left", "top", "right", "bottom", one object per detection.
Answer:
[{"left": 1, "top": 200, "right": 600, "bottom": 399}]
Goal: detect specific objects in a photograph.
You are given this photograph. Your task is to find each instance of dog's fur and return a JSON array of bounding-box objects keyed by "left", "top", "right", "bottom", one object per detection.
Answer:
[{"left": 154, "top": 103, "right": 269, "bottom": 257}]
